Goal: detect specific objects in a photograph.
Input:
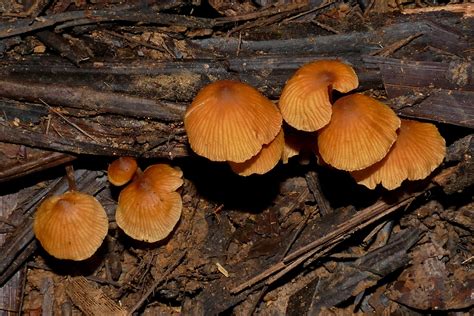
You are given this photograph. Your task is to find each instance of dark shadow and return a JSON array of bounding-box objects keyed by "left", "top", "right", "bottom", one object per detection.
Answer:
[
  {"left": 178, "top": 155, "right": 308, "bottom": 213},
  {"left": 39, "top": 238, "right": 109, "bottom": 277}
]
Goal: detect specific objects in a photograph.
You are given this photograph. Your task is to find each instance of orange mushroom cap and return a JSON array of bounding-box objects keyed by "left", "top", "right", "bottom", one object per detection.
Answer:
[
  {"left": 351, "top": 119, "right": 446, "bottom": 190},
  {"left": 279, "top": 60, "right": 359, "bottom": 132},
  {"left": 34, "top": 191, "right": 109, "bottom": 261},
  {"left": 184, "top": 80, "right": 282, "bottom": 163},
  {"left": 317, "top": 94, "right": 401, "bottom": 171},
  {"left": 229, "top": 129, "right": 284, "bottom": 176},
  {"left": 108, "top": 157, "right": 138, "bottom": 186},
  {"left": 115, "top": 164, "right": 183, "bottom": 242}
]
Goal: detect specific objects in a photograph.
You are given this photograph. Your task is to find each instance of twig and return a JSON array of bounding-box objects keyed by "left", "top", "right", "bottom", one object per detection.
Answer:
[
  {"left": 0, "top": 80, "right": 184, "bottom": 121},
  {"left": 215, "top": 3, "right": 307, "bottom": 25},
  {"left": 0, "top": 9, "right": 215, "bottom": 39},
  {"left": 369, "top": 32, "right": 423, "bottom": 57},
  {"left": 311, "top": 20, "right": 340, "bottom": 34},
  {"left": 65, "top": 164, "right": 77, "bottom": 191},
  {"left": 128, "top": 251, "right": 187, "bottom": 314},
  {"left": 401, "top": 3, "right": 474, "bottom": 18},
  {"left": 305, "top": 170, "right": 332, "bottom": 216},
  {"left": 40, "top": 99, "right": 99, "bottom": 142},
  {"left": 101, "top": 29, "right": 168, "bottom": 54},
  {"left": 283, "top": 1, "right": 336, "bottom": 23}
]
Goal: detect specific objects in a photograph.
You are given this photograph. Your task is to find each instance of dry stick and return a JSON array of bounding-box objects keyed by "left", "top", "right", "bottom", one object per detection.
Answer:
[
  {"left": 230, "top": 193, "right": 421, "bottom": 294},
  {"left": 40, "top": 99, "right": 99, "bottom": 142},
  {"left": 214, "top": 3, "right": 307, "bottom": 24},
  {"left": 128, "top": 251, "right": 187, "bottom": 315},
  {"left": 0, "top": 152, "right": 75, "bottom": 183},
  {"left": 283, "top": 1, "right": 336, "bottom": 23},
  {"left": 0, "top": 9, "right": 215, "bottom": 39},
  {"left": 101, "top": 29, "right": 168, "bottom": 54},
  {"left": 64, "top": 164, "right": 77, "bottom": 191},
  {"left": 369, "top": 32, "right": 423, "bottom": 57},
  {"left": 401, "top": 3, "right": 474, "bottom": 17},
  {"left": 305, "top": 171, "right": 332, "bottom": 216},
  {"left": 0, "top": 80, "right": 183, "bottom": 121}
]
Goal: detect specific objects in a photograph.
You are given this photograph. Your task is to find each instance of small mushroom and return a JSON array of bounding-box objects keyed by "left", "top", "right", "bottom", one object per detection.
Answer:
[
  {"left": 34, "top": 191, "right": 109, "bottom": 261},
  {"left": 279, "top": 60, "right": 359, "bottom": 132},
  {"left": 317, "top": 94, "right": 401, "bottom": 171},
  {"left": 115, "top": 164, "right": 183, "bottom": 242},
  {"left": 184, "top": 80, "right": 282, "bottom": 163},
  {"left": 351, "top": 119, "right": 446, "bottom": 190},
  {"left": 107, "top": 157, "right": 138, "bottom": 186},
  {"left": 229, "top": 129, "right": 284, "bottom": 176}
]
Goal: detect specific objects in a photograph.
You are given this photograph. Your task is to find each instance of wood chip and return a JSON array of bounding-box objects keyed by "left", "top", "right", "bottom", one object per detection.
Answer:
[{"left": 66, "top": 276, "right": 127, "bottom": 316}]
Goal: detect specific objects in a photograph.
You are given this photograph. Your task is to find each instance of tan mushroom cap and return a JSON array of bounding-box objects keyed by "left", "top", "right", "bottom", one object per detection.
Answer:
[
  {"left": 279, "top": 60, "right": 359, "bottom": 132},
  {"left": 115, "top": 164, "right": 183, "bottom": 242},
  {"left": 351, "top": 119, "right": 446, "bottom": 190},
  {"left": 318, "top": 94, "right": 401, "bottom": 171},
  {"left": 229, "top": 129, "right": 284, "bottom": 176},
  {"left": 108, "top": 157, "right": 138, "bottom": 186},
  {"left": 34, "top": 191, "right": 108, "bottom": 261},
  {"left": 184, "top": 80, "right": 282, "bottom": 163}
]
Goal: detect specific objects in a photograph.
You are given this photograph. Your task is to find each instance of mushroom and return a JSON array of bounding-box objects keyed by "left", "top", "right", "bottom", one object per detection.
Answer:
[
  {"left": 317, "top": 94, "right": 401, "bottom": 171},
  {"left": 33, "top": 191, "right": 109, "bottom": 261},
  {"left": 107, "top": 157, "right": 138, "bottom": 186},
  {"left": 279, "top": 60, "right": 359, "bottom": 132},
  {"left": 184, "top": 80, "right": 282, "bottom": 163},
  {"left": 115, "top": 164, "right": 183, "bottom": 242},
  {"left": 229, "top": 129, "right": 284, "bottom": 176},
  {"left": 351, "top": 119, "right": 446, "bottom": 190}
]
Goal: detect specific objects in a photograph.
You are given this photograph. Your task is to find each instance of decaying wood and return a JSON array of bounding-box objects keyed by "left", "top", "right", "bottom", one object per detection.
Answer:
[
  {"left": 0, "top": 2, "right": 472, "bottom": 314},
  {"left": 65, "top": 277, "right": 126, "bottom": 316},
  {"left": 307, "top": 228, "right": 422, "bottom": 315},
  {"left": 0, "top": 143, "right": 75, "bottom": 183},
  {"left": 0, "top": 80, "right": 184, "bottom": 121},
  {"left": 0, "top": 7, "right": 215, "bottom": 39}
]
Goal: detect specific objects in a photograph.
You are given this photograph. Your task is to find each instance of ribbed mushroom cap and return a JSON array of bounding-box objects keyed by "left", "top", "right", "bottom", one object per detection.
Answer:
[
  {"left": 184, "top": 80, "right": 282, "bottom": 163},
  {"left": 279, "top": 60, "right": 359, "bottom": 132},
  {"left": 34, "top": 191, "right": 108, "bottom": 261},
  {"left": 351, "top": 119, "right": 446, "bottom": 190},
  {"left": 108, "top": 157, "right": 138, "bottom": 186},
  {"left": 229, "top": 129, "right": 284, "bottom": 176},
  {"left": 318, "top": 94, "right": 401, "bottom": 171},
  {"left": 115, "top": 164, "right": 183, "bottom": 242}
]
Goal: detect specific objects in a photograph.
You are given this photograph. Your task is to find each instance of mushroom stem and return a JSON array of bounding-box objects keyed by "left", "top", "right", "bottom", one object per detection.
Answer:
[{"left": 65, "top": 164, "right": 77, "bottom": 191}]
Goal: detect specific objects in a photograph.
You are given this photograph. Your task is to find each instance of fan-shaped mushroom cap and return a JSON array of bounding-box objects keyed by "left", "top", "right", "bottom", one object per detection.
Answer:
[
  {"left": 351, "top": 119, "right": 446, "bottom": 190},
  {"left": 34, "top": 191, "right": 108, "bottom": 261},
  {"left": 184, "top": 80, "right": 282, "bottom": 163},
  {"left": 318, "top": 94, "right": 401, "bottom": 171},
  {"left": 279, "top": 60, "right": 359, "bottom": 132},
  {"left": 229, "top": 129, "right": 284, "bottom": 176},
  {"left": 108, "top": 157, "right": 138, "bottom": 186},
  {"left": 115, "top": 164, "right": 184, "bottom": 242}
]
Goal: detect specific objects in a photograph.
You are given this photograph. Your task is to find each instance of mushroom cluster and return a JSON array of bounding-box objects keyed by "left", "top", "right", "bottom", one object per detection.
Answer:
[
  {"left": 185, "top": 60, "right": 446, "bottom": 189},
  {"left": 278, "top": 60, "right": 445, "bottom": 189},
  {"left": 108, "top": 157, "right": 183, "bottom": 243},
  {"left": 33, "top": 158, "right": 184, "bottom": 261}
]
